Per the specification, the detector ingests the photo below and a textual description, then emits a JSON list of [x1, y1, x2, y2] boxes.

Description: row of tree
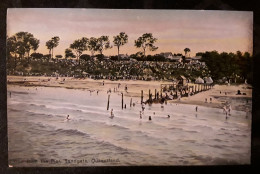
[[197, 51, 253, 83], [7, 31, 161, 65]]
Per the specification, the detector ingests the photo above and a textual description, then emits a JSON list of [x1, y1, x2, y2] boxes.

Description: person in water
[[66, 115, 70, 120], [195, 106, 198, 112], [149, 116, 152, 121], [140, 111, 142, 119], [167, 115, 170, 118], [110, 109, 114, 118]]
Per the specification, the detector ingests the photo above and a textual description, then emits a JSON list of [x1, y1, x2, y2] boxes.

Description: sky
[[7, 8, 253, 57]]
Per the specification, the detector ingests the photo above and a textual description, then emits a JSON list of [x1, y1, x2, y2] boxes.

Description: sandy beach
[[7, 76, 252, 166], [7, 75, 252, 112]]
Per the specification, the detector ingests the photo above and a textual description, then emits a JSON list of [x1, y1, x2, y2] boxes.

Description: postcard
[[6, 9, 253, 167]]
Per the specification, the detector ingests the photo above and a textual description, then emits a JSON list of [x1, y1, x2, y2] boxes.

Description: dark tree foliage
[[200, 51, 253, 83]]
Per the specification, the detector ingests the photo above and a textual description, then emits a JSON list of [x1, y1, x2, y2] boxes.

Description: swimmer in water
[[167, 115, 170, 118], [149, 116, 152, 121], [110, 109, 114, 118], [66, 115, 70, 120]]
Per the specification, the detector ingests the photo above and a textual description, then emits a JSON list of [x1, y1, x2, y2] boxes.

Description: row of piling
[[106, 83, 214, 110]]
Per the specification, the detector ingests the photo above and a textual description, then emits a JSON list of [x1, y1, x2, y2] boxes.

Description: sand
[[7, 75, 252, 111]]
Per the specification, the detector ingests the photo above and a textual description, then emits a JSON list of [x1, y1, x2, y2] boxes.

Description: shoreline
[[7, 75, 252, 112]]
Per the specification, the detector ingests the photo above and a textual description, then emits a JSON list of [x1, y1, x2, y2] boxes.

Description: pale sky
[[7, 8, 253, 57]]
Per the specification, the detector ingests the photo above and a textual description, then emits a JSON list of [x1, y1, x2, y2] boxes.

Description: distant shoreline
[[7, 75, 252, 112]]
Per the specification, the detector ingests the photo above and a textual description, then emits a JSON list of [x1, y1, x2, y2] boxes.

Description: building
[[119, 54, 129, 60], [177, 75, 187, 86]]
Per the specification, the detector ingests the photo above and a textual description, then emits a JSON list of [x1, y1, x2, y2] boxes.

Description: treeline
[[197, 51, 253, 84], [7, 31, 159, 65]]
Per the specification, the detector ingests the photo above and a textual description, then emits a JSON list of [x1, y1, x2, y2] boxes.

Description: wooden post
[[155, 89, 157, 99], [195, 85, 197, 93], [122, 93, 124, 109], [107, 95, 110, 110], [149, 89, 151, 101], [130, 98, 132, 107], [141, 90, 143, 103]]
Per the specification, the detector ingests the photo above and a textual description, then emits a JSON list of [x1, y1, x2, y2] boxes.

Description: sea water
[[7, 86, 251, 166]]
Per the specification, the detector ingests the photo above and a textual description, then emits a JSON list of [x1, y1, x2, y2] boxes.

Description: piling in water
[[141, 90, 143, 103], [122, 93, 124, 109], [107, 95, 110, 110]]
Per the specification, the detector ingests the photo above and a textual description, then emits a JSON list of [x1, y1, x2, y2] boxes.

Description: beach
[[7, 76, 252, 166], [7, 75, 252, 110]]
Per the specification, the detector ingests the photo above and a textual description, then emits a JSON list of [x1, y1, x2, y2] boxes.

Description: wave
[[8, 108, 20, 112], [193, 125, 214, 131], [49, 128, 90, 137]]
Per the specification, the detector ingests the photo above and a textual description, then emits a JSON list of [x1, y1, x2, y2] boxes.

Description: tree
[[113, 32, 128, 60], [184, 48, 191, 57], [80, 54, 91, 61], [134, 33, 158, 57], [65, 48, 76, 59], [55, 55, 63, 59], [96, 36, 112, 56], [31, 53, 43, 60], [46, 36, 60, 59], [46, 40, 53, 61], [7, 32, 40, 63], [70, 37, 88, 64], [88, 37, 98, 56]]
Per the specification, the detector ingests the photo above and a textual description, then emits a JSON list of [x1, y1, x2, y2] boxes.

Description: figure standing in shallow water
[[195, 106, 198, 112], [110, 109, 114, 118]]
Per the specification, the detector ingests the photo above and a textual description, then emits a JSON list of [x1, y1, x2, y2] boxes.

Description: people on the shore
[[149, 116, 152, 121], [167, 115, 170, 118], [102, 81, 105, 86]]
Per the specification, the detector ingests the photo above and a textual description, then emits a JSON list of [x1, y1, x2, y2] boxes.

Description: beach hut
[[195, 77, 204, 84], [177, 75, 187, 86], [204, 77, 213, 84]]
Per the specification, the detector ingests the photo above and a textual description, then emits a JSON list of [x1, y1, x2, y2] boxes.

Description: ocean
[[7, 85, 251, 166]]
